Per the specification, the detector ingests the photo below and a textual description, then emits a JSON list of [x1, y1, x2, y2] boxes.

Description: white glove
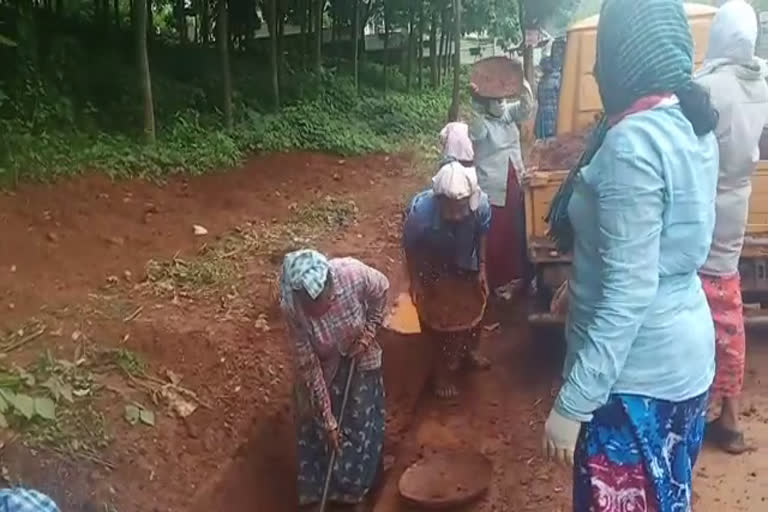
[[542, 408, 582, 467]]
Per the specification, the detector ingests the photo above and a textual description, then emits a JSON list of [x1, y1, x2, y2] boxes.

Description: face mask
[[487, 100, 504, 118]]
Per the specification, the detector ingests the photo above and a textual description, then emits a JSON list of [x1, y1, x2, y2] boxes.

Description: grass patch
[[144, 195, 359, 297]]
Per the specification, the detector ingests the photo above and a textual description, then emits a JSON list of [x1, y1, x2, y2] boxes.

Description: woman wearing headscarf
[[403, 161, 492, 398], [279, 249, 389, 510], [542, 0, 720, 509], [439, 121, 474, 167], [469, 70, 534, 299], [695, 0, 768, 455]]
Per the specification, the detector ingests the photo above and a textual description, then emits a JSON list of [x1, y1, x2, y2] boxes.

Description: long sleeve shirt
[[556, 104, 718, 422], [695, 59, 768, 276], [282, 258, 389, 431], [470, 81, 534, 207], [402, 189, 492, 271]]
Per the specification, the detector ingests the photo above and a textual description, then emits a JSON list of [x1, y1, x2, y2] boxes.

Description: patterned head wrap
[[595, 0, 694, 117], [280, 249, 330, 301], [0, 488, 59, 512], [547, 0, 696, 251]]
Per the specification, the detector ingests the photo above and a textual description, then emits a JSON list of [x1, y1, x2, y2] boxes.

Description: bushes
[[0, 75, 453, 184]]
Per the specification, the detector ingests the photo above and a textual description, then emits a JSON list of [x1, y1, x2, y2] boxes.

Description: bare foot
[[466, 350, 491, 370]]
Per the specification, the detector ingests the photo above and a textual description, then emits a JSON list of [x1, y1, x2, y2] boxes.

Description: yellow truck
[[525, 3, 768, 328]]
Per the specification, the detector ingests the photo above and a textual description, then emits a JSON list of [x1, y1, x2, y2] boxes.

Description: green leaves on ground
[[0, 388, 56, 425], [124, 404, 155, 427]]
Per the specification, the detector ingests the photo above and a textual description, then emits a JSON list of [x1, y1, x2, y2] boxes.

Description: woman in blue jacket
[[542, 0, 719, 510]]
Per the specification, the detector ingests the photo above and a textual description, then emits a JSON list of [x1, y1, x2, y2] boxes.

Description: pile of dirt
[[527, 133, 587, 173], [417, 275, 486, 332]]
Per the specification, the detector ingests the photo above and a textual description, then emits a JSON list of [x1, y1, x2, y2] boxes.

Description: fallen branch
[[0, 325, 46, 353], [122, 306, 144, 323]]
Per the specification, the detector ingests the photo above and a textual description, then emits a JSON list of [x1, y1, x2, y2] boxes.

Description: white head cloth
[[439, 122, 474, 162], [431, 160, 482, 211]]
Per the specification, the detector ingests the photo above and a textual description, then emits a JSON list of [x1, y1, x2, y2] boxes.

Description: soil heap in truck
[[523, 3, 768, 329]]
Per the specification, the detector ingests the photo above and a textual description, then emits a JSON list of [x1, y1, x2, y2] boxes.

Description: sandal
[[705, 418, 751, 455]]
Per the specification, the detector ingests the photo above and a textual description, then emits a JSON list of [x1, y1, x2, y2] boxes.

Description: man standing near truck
[[696, 0, 768, 455]]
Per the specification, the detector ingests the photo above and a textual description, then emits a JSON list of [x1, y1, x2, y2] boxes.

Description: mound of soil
[[417, 275, 486, 332], [527, 133, 587, 172]]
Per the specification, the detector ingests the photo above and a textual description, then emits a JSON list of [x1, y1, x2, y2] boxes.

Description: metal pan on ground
[[398, 451, 493, 509], [470, 57, 523, 99]]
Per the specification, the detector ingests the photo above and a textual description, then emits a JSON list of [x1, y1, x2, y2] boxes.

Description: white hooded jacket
[[695, 0, 768, 276]]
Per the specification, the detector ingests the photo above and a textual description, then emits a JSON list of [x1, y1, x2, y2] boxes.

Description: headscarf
[[439, 122, 474, 162], [432, 160, 482, 211], [547, 0, 698, 252], [280, 249, 330, 301], [0, 488, 59, 512], [703, 0, 758, 66]]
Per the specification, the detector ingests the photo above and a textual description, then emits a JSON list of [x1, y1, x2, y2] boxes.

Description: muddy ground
[[0, 151, 766, 511]]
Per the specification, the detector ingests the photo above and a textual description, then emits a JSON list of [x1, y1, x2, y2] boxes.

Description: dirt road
[[0, 151, 766, 511]]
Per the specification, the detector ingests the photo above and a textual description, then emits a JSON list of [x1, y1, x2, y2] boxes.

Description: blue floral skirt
[[296, 360, 385, 506], [573, 393, 707, 511]]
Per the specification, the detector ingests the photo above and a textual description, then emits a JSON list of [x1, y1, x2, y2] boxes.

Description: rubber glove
[[542, 408, 582, 467]]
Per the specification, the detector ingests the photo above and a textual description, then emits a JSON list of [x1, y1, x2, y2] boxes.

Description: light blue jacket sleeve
[[501, 80, 534, 124], [469, 99, 489, 141], [555, 144, 664, 422]]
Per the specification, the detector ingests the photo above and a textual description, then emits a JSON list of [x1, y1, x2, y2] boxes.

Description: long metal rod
[[319, 358, 358, 512]]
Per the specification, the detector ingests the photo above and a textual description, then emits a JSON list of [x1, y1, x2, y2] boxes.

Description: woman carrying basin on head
[[469, 65, 534, 300], [695, 0, 768, 455], [542, 0, 720, 510], [279, 249, 389, 511]]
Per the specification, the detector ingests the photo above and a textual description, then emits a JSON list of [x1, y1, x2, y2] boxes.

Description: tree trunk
[[406, 4, 414, 91], [55, 0, 63, 15], [146, 0, 153, 40], [113, 0, 119, 28], [429, 8, 438, 88], [299, 0, 307, 68], [135, 0, 156, 142], [352, 0, 359, 91], [102, 0, 109, 26], [383, 0, 390, 95], [448, 0, 461, 122], [268, 0, 280, 108], [307, 0, 313, 56], [201, 0, 209, 44], [418, 0, 424, 89], [313, 0, 322, 73], [517, 0, 533, 84], [218, 0, 233, 127], [277, 4, 285, 84], [439, 8, 447, 84], [176, 0, 187, 44]]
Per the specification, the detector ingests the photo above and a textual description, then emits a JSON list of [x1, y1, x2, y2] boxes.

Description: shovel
[[319, 358, 358, 512]]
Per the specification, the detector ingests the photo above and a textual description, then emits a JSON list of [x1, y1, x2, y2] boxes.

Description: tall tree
[[383, 0, 390, 94], [418, 0, 425, 89], [405, 3, 415, 91], [268, 0, 280, 107], [429, 7, 438, 88], [135, 0, 156, 142], [218, 0, 233, 128], [447, 0, 460, 121], [352, 0, 360, 91], [313, 0, 322, 73]]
